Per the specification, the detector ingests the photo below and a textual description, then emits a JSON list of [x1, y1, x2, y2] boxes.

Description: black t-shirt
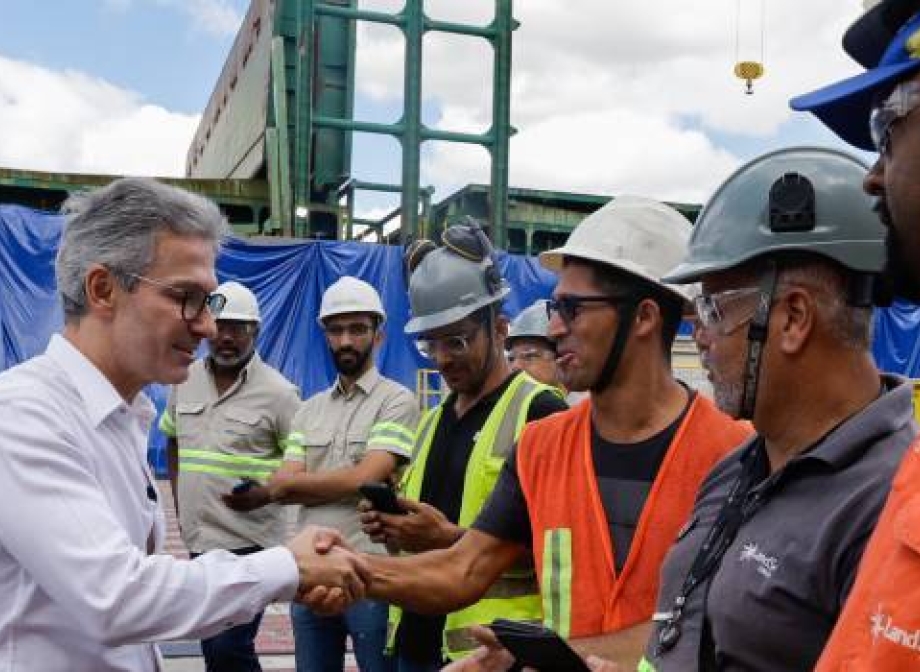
[[396, 372, 567, 663], [474, 392, 693, 572]]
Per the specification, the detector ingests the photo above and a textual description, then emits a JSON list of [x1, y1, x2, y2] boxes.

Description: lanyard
[[654, 439, 769, 656]]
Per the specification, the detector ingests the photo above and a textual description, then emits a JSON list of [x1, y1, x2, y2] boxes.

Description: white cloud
[[0, 55, 198, 176], [356, 0, 869, 202], [103, 0, 244, 37], [168, 0, 244, 37]]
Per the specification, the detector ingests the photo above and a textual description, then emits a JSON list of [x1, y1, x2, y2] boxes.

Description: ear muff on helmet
[[441, 217, 504, 297], [404, 239, 438, 289]]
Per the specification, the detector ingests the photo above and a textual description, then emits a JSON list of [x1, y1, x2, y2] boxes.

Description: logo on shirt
[[871, 605, 920, 652], [738, 542, 779, 579]]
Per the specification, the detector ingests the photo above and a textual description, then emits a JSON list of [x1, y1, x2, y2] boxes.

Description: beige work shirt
[[160, 353, 301, 553], [284, 367, 418, 554]]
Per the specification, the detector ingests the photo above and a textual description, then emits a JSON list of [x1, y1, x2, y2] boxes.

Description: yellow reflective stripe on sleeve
[[542, 528, 573, 638], [177, 448, 282, 469], [637, 656, 657, 672], [285, 431, 306, 446], [368, 422, 415, 454], [158, 410, 176, 437], [179, 463, 275, 479], [369, 422, 415, 443], [284, 446, 307, 460]]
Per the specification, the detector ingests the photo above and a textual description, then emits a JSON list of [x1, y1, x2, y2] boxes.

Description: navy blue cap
[[844, 0, 920, 68], [790, 11, 920, 151]]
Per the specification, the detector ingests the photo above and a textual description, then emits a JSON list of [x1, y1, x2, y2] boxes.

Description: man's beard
[[332, 344, 373, 376], [884, 227, 920, 303]]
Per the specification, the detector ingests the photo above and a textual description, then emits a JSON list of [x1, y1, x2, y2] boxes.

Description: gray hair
[[776, 260, 873, 351], [56, 177, 229, 322]]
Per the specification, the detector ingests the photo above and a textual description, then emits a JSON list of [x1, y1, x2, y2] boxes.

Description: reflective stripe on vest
[[388, 374, 561, 660], [178, 447, 282, 480], [542, 528, 574, 638], [637, 656, 658, 672]]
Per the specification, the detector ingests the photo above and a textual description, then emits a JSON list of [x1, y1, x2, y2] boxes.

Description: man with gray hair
[[0, 177, 369, 672]]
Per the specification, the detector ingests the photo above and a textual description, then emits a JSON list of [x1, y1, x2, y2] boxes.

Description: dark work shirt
[[647, 375, 916, 672], [396, 372, 567, 663], [475, 394, 690, 572]]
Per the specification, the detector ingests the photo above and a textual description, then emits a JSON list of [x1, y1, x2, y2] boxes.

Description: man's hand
[[585, 657, 624, 672], [442, 626, 514, 672], [359, 496, 462, 552], [221, 483, 272, 511], [287, 525, 371, 614]]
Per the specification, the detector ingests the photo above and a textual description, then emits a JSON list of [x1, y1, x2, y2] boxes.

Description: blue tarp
[[2, 204, 919, 474], [0, 205, 557, 474]]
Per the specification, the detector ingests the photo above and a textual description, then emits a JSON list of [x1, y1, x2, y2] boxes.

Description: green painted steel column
[[490, 0, 517, 250], [400, 0, 424, 244], [271, 36, 294, 236], [293, 0, 315, 236]]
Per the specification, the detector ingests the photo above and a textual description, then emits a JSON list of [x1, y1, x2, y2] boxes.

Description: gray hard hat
[[506, 300, 552, 349], [404, 245, 510, 335], [663, 146, 887, 284]]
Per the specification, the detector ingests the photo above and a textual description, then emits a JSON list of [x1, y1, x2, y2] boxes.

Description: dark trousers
[[192, 546, 265, 672]]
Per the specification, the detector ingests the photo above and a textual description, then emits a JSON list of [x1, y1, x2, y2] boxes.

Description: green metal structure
[[0, 1, 703, 254], [431, 184, 701, 256], [186, 0, 517, 245], [0, 168, 270, 233]]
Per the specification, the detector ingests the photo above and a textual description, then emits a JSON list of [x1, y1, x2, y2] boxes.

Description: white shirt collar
[[45, 334, 156, 429]]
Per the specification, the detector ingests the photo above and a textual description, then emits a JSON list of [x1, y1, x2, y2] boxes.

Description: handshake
[[285, 525, 371, 614]]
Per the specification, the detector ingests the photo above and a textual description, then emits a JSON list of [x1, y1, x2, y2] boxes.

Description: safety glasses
[[416, 325, 481, 360], [870, 79, 920, 155], [692, 287, 761, 335]]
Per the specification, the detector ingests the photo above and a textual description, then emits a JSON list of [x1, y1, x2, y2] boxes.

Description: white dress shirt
[[0, 335, 299, 672]]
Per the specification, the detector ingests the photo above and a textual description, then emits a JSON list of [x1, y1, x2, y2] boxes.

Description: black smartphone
[[231, 478, 259, 495], [490, 619, 590, 672], [359, 482, 407, 515]]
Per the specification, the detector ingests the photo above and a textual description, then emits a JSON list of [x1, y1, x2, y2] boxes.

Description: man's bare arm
[[364, 529, 524, 614]]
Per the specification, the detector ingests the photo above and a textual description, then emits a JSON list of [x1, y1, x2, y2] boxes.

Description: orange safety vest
[[816, 438, 920, 671], [517, 394, 751, 638]]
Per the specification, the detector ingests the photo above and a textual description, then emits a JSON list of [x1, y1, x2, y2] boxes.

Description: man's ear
[[774, 287, 816, 355], [83, 264, 118, 319]]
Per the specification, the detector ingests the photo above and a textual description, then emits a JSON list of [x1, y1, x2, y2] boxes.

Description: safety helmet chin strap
[[591, 295, 639, 395], [740, 261, 779, 420]]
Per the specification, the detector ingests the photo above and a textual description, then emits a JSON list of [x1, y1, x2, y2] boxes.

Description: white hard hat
[[318, 276, 386, 325], [215, 281, 260, 323], [539, 195, 693, 302]]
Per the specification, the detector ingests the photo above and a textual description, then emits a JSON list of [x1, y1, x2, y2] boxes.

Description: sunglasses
[[545, 294, 629, 325]]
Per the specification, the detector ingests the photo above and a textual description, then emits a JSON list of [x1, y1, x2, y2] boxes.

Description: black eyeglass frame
[[124, 272, 226, 324], [545, 294, 631, 325]]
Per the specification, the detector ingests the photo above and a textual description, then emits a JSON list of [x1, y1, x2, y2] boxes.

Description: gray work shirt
[[646, 374, 917, 672], [161, 354, 301, 553], [284, 367, 419, 555]]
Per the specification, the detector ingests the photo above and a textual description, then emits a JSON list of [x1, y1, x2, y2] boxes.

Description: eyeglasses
[[692, 287, 762, 335], [216, 320, 256, 337], [126, 273, 226, 323], [324, 322, 375, 338], [507, 347, 554, 365], [870, 79, 920, 155], [546, 294, 628, 326], [416, 326, 480, 360]]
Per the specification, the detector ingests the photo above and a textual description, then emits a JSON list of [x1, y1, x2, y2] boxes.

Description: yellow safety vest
[[387, 373, 559, 660]]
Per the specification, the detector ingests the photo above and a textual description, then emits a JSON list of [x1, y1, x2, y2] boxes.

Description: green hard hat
[[506, 300, 552, 348], [663, 147, 886, 284], [404, 244, 510, 334]]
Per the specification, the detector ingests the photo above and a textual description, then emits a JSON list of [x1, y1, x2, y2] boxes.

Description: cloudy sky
[[0, 0, 874, 215]]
